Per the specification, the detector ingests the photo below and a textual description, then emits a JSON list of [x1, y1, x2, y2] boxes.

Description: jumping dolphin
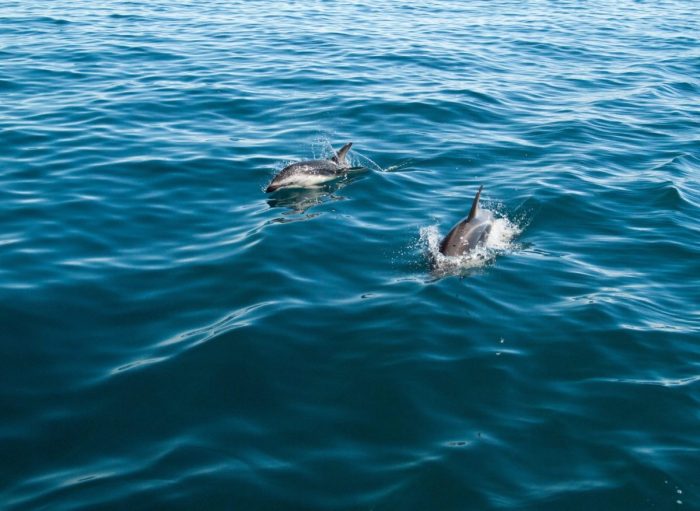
[[266, 142, 353, 193], [439, 185, 493, 256]]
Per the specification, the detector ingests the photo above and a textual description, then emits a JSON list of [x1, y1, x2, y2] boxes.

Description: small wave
[[419, 208, 521, 275], [597, 375, 700, 388]]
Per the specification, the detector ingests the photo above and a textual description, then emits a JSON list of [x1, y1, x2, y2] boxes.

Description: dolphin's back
[[281, 160, 341, 177], [439, 185, 493, 256], [265, 142, 353, 193], [439, 214, 492, 256]]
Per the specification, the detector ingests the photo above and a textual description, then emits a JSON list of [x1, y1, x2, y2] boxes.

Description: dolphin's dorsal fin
[[467, 185, 484, 222], [331, 142, 352, 165]]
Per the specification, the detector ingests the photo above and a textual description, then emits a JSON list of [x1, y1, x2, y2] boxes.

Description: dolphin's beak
[[266, 184, 279, 193]]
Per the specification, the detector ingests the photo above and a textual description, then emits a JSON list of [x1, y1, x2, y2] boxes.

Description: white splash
[[311, 136, 379, 170], [420, 207, 521, 275]]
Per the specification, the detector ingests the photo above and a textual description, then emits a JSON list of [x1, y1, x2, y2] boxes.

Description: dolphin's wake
[[420, 208, 521, 275]]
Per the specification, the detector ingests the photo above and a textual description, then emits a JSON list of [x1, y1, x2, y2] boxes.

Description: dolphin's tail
[[467, 185, 484, 222], [331, 142, 352, 165]]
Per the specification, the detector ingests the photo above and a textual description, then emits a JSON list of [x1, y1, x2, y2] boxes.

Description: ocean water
[[1, 0, 699, 509]]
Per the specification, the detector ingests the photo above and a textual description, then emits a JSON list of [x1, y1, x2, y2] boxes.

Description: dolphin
[[266, 142, 353, 193], [439, 185, 493, 256]]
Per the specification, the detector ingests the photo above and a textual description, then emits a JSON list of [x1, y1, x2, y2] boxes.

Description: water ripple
[[1, 0, 699, 509]]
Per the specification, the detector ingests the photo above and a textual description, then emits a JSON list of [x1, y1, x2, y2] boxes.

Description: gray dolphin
[[266, 142, 353, 193], [439, 185, 493, 256]]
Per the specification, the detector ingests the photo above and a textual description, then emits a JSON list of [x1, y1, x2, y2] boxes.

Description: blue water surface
[[1, 0, 699, 509]]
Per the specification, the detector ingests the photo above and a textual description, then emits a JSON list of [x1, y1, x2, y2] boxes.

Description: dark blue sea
[[1, 1, 699, 509]]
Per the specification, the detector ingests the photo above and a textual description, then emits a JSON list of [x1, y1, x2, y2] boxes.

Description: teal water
[[2, 0, 699, 509]]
